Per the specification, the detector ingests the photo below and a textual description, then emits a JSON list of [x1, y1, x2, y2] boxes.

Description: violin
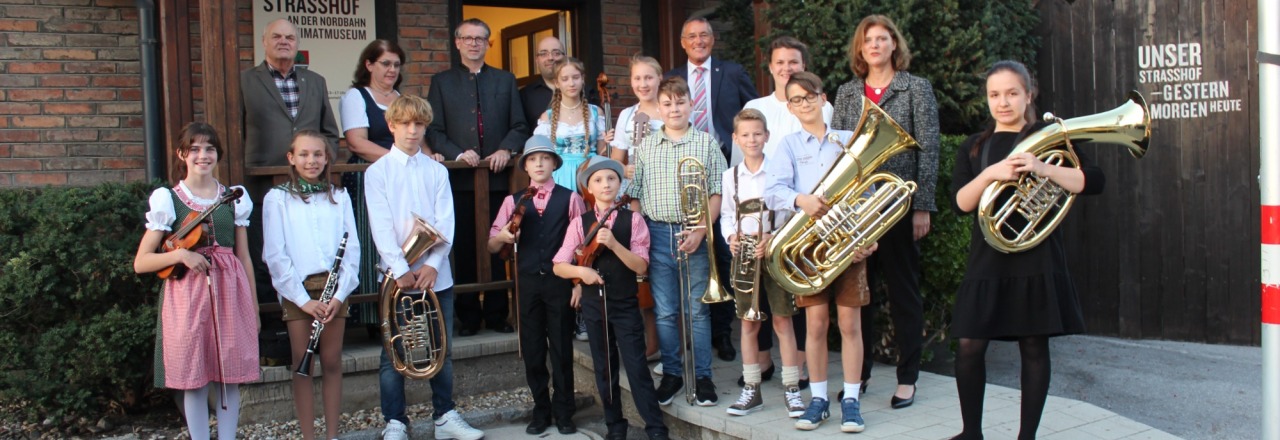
[[156, 187, 244, 279], [498, 186, 539, 261], [572, 195, 632, 285]]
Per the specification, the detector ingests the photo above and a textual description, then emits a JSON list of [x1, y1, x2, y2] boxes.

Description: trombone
[[676, 157, 731, 404]]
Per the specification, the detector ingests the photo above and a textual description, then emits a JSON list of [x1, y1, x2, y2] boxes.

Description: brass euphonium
[[677, 156, 732, 304], [765, 97, 920, 296], [977, 91, 1151, 253], [379, 214, 450, 380], [731, 198, 769, 322]]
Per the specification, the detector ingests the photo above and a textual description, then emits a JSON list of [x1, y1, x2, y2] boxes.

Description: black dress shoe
[[647, 433, 671, 440], [798, 378, 809, 390], [458, 327, 478, 337], [490, 324, 514, 333], [713, 334, 736, 361], [606, 427, 628, 440], [891, 384, 916, 409], [556, 418, 577, 434], [525, 417, 551, 435], [737, 364, 776, 386]]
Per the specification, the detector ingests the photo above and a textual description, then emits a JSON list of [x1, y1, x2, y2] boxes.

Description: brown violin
[[156, 187, 244, 279], [579, 72, 615, 207], [498, 186, 539, 261], [572, 195, 632, 285]]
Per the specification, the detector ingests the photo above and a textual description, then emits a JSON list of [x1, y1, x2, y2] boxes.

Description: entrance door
[[502, 12, 566, 87]]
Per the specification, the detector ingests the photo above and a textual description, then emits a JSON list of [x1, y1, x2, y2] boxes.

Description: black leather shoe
[[525, 417, 551, 435], [647, 433, 671, 440], [458, 327, 478, 337], [891, 385, 916, 409], [861, 381, 868, 395], [606, 426, 628, 440], [556, 418, 577, 434], [714, 334, 736, 361], [490, 324, 515, 333], [737, 364, 776, 386], [798, 378, 809, 390]]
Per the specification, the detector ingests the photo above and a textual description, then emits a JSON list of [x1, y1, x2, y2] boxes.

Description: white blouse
[[261, 187, 362, 307], [144, 182, 252, 232], [339, 87, 395, 132], [533, 107, 609, 152], [610, 104, 664, 154]]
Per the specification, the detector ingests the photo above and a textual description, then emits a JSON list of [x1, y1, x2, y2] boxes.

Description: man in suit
[[240, 18, 340, 301], [427, 18, 529, 336], [666, 16, 759, 362], [519, 36, 600, 127]]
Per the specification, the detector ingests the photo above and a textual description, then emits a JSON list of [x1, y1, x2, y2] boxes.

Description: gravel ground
[[1, 387, 595, 440]]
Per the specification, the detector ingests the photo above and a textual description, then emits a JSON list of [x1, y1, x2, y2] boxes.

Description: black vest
[[517, 185, 572, 275], [580, 209, 639, 300]]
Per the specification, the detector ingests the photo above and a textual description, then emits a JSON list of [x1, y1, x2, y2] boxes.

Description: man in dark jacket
[[427, 18, 529, 335]]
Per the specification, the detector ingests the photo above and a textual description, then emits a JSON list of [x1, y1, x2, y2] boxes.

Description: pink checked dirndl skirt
[[156, 245, 259, 390]]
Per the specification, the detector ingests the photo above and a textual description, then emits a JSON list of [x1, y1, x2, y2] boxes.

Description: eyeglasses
[[536, 49, 564, 58], [457, 36, 489, 46], [787, 94, 821, 105], [682, 32, 713, 42], [376, 60, 403, 69]]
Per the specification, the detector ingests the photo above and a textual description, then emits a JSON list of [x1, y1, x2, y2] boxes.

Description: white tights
[[182, 383, 240, 440]]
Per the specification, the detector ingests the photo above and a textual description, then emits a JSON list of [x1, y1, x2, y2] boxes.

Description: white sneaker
[[434, 409, 484, 440], [382, 419, 408, 440]]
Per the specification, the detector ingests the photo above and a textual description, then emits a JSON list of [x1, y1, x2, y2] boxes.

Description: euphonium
[[731, 198, 769, 322], [765, 97, 919, 296], [677, 156, 732, 304], [977, 91, 1151, 253], [379, 214, 450, 380]]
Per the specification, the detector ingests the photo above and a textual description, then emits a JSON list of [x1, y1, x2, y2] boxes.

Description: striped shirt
[[267, 62, 300, 119], [626, 128, 728, 223]]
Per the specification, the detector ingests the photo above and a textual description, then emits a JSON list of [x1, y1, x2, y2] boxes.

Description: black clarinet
[[296, 233, 349, 377]]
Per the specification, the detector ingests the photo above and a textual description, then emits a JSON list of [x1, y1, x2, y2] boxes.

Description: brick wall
[[0, 0, 145, 187]]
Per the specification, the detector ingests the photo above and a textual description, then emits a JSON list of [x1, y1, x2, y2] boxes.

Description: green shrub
[[0, 181, 164, 421], [718, 0, 1039, 134]]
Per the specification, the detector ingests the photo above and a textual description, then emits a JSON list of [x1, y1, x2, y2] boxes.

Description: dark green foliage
[[719, 0, 1040, 134], [0, 181, 164, 420], [918, 134, 973, 345]]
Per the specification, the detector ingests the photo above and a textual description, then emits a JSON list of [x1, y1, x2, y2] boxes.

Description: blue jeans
[[646, 219, 713, 379], [380, 287, 455, 423]]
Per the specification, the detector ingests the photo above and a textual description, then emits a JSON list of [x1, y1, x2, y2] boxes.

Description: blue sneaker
[[793, 397, 829, 431], [840, 398, 865, 433]]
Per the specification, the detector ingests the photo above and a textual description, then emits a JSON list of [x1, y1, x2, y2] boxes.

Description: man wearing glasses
[[519, 36, 601, 131], [665, 15, 759, 365], [427, 18, 529, 339]]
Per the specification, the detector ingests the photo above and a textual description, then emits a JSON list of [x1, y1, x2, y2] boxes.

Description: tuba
[[730, 198, 769, 321], [977, 91, 1150, 253], [765, 97, 919, 296], [379, 214, 450, 380]]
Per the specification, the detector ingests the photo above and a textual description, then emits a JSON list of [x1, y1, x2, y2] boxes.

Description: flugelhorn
[[765, 97, 919, 296], [731, 198, 769, 322], [379, 214, 450, 380], [977, 91, 1150, 253], [677, 156, 732, 304]]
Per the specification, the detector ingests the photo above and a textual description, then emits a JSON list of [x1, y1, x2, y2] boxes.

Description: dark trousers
[[517, 272, 576, 422], [454, 191, 508, 330], [581, 289, 668, 437], [710, 227, 735, 341], [861, 214, 924, 384]]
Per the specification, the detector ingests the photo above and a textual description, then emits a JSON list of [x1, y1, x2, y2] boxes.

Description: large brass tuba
[[379, 214, 450, 380], [765, 97, 920, 296], [977, 91, 1151, 253]]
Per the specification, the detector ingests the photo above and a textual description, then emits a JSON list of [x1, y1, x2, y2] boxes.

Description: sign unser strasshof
[[1138, 42, 1244, 120]]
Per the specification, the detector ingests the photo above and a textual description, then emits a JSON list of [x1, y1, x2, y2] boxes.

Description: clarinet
[[295, 232, 349, 377]]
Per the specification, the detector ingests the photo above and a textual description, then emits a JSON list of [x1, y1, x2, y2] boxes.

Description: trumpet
[[730, 198, 769, 322], [379, 214, 450, 380]]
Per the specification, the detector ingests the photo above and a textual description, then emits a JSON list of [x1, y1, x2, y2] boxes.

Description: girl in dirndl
[[134, 122, 260, 440]]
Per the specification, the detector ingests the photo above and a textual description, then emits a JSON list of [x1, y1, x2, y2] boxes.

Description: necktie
[[692, 66, 710, 134]]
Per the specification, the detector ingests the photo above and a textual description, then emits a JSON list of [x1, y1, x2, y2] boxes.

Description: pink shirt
[[552, 207, 650, 264], [489, 180, 584, 237]]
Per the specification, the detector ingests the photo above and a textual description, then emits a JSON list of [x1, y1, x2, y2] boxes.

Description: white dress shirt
[[364, 146, 456, 290], [741, 94, 833, 158], [262, 187, 361, 307], [720, 162, 788, 236], [764, 126, 853, 213]]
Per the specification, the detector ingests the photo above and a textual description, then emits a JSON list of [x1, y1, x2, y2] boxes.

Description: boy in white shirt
[[364, 95, 482, 440]]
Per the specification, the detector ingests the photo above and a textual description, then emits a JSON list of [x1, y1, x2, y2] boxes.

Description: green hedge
[[0, 181, 163, 420]]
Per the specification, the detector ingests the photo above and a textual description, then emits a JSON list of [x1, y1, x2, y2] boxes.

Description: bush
[[718, 0, 1040, 134], [0, 181, 164, 421]]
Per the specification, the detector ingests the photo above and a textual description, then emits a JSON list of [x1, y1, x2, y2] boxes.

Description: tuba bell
[[765, 97, 920, 296], [379, 214, 450, 380], [977, 91, 1151, 253]]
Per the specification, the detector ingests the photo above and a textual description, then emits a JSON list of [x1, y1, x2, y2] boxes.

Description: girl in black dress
[[949, 60, 1105, 440]]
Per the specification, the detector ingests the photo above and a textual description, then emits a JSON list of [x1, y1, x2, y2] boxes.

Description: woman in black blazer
[[830, 14, 941, 409]]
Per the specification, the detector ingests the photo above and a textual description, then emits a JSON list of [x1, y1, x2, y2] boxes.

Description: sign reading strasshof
[[1138, 42, 1243, 120], [254, 0, 376, 124]]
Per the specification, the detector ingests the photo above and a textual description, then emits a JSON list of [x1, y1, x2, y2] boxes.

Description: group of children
[[132, 37, 1094, 440]]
